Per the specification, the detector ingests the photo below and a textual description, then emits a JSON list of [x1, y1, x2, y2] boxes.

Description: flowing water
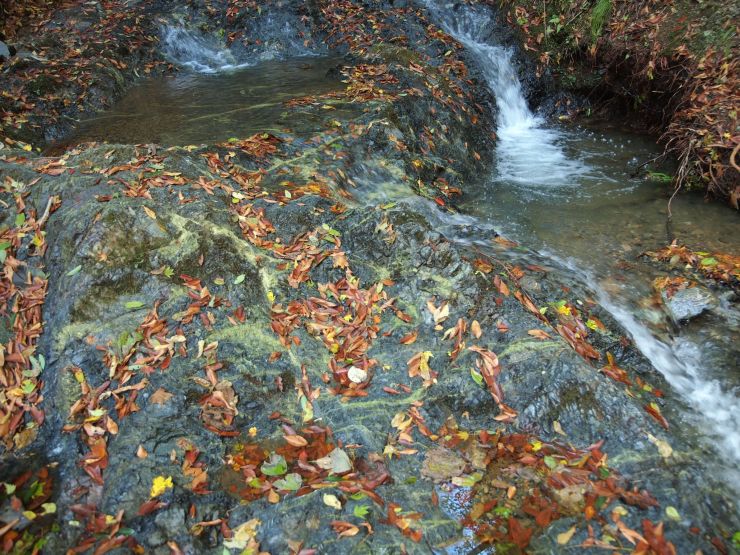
[[52, 33, 346, 148], [423, 0, 740, 481]]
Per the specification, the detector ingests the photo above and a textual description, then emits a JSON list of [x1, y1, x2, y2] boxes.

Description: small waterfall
[[424, 2, 586, 187], [162, 26, 253, 73]]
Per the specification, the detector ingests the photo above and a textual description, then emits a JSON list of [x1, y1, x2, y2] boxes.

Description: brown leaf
[[284, 434, 308, 447], [150, 388, 174, 405]]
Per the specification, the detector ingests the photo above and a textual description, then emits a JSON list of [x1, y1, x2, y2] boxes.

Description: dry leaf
[[557, 526, 576, 545], [323, 493, 342, 510], [150, 388, 174, 405]]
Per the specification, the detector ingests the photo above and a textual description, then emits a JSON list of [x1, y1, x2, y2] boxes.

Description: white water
[[427, 2, 587, 187], [423, 1, 740, 475], [162, 26, 254, 73], [553, 253, 740, 474], [162, 19, 320, 74]]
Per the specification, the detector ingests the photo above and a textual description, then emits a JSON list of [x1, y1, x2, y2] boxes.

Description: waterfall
[[162, 26, 253, 73], [424, 2, 587, 187]]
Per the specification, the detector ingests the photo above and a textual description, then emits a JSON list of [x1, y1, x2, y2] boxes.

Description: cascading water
[[425, 2, 587, 187], [162, 17, 321, 74], [162, 26, 253, 73], [421, 0, 740, 483]]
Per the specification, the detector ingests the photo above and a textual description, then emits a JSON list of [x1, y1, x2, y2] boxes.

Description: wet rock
[[662, 285, 718, 323], [0, 41, 11, 60], [154, 506, 186, 539]]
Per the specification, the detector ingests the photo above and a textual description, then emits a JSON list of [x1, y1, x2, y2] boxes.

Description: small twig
[[629, 153, 663, 178], [730, 142, 740, 172], [37, 195, 59, 227]]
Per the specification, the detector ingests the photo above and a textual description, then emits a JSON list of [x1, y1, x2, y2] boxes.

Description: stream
[[59, 8, 739, 517]]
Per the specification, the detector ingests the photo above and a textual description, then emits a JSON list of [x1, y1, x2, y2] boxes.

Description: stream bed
[[44, 13, 739, 550]]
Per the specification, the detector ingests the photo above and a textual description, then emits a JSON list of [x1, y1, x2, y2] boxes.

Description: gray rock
[[154, 506, 186, 539], [662, 286, 718, 323], [0, 41, 10, 59]]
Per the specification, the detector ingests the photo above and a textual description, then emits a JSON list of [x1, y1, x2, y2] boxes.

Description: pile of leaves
[[427, 417, 676, 553], [0, 466, 57, 553], [225, 424, 389, 505], [495, 0, 739, 202], [645, 241, 740, 288], [0, 180, 58, 450]]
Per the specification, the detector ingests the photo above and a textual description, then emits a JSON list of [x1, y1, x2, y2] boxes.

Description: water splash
[[423, 2, 587, 188], [162, 26, 253, 73]]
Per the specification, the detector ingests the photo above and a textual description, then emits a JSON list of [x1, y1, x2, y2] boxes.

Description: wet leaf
[[125, 301, 145, 310], [233, 274, 245, 284], [150, 475, 173, 498], [557, 526, 576, 545], [283, 434, 308, 447], [274, 473, 302, 491], [261, 453, 288, 476], [323, 493, 342, 510], [315, 448, 352, 474], [544, 455, 558, 469], [66, 265, 82, 276], [347, 366, 368, 384], [353, 504, 370, 518], [150, 388, 173, 405], [223, 518, 261, 551]]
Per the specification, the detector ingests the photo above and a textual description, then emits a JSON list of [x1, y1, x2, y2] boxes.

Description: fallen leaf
[[557, 526, 576, 545], [323, 493, 342, 510], [314, 448, 352, 474], [150, 388, 173, 405]]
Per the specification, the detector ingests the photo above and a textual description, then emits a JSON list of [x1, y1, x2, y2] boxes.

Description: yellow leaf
[[323, 493, 342, 510], [150, 475, 173, 498], [557, 526, 576, 545], [143, 206, 157, 220]]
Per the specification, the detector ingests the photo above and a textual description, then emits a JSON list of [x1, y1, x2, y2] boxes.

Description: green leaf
[[665, 506, 680, 521], [233, 274, 245, 285], [543, 455, 558, 469], [15, 213, 26, 227], [349, 492, 367, 501], [470, 368, 483, 386], [321, 223, 341, 237], [700, 257, 717, 266], [125, 301, 145, 310], [21, 380, 36, 395], [261, 453, 287, 476], [163, 266, 174, 278], [273, 473, 302, 491], [353, 505, 370, 518], [66, 265, 82, 277]]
